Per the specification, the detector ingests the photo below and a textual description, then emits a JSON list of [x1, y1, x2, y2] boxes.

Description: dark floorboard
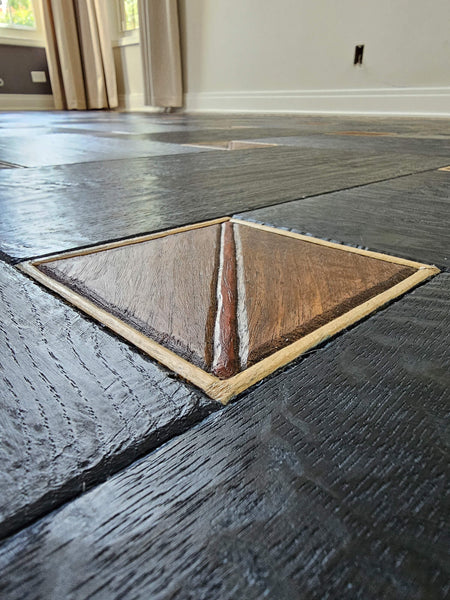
[[0, 273, 448, 600], [0, 111, 449, 599], [0, 262, 218, 540], [253, 133, 450, 157], [237, 170, 450, 269], [0, 133, 205, 168], [0, 147, 448, 262], [141, 127, 319, 144]]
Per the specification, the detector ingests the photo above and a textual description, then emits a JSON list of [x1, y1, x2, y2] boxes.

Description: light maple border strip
[[18, 218, 439, 405], [31, 217, 230, 265]]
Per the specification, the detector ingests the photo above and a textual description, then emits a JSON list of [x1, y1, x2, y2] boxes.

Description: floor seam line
[[0, 401, 222, 545], [234, 162, 450, 215]]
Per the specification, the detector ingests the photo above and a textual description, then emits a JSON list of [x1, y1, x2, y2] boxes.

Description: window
[[0, 0, 36, 29], [119, 0, 138, 32]]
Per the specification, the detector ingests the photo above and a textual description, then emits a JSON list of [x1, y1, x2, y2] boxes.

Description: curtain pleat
[[42, 0, 118, 110], [138, 0, 183, 108]]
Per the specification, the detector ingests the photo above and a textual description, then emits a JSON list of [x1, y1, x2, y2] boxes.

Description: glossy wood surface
[[0, 111, 449, 262], [235, 224, 416, 366], [0, 261, 217, 540], [1, 111, 449, 599], [40, 224, 221, 371], [1, 273, 448, 600], [37, 220, 417, 380]]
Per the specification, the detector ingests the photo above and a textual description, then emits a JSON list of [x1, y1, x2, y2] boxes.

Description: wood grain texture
[[144, 127, 304, 145], [39, 224, 221, 371], [235, 223, 416, 365], [0, 145, 448, 262], [237, 170, 450, 269], [28, 220, 423, 391], [1, 273, 448, 600], [0, 262, 218, 541]]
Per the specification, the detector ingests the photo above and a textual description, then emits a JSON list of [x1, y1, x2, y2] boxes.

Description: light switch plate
[[31, 71, 47, 83]]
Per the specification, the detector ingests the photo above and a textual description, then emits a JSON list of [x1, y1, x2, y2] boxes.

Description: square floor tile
[[19, 218, 438, 403]]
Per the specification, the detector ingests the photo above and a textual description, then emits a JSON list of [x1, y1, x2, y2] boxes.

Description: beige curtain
[[138, 0, 183, 108], [42, 0, 118, 110]]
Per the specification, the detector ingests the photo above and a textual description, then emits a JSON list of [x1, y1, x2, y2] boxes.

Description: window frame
[[111, 0, 139, 48], [0, 0, 44, 46], [118, 0, 139, 33]]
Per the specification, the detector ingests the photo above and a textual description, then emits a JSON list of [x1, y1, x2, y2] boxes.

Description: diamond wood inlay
[[329, 131, 396, 137], [19, 218, 439, 403], [183, 141, 278, 150]]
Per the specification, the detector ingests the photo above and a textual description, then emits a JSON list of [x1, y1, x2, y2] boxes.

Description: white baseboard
[[0, 94, 54, 111], [184, 87, 450, 117]]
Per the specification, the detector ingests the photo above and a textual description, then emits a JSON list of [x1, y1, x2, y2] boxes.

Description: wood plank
[[1, 273, 448, 599], [233, 133, 450, 160], [0, 262, 218, 541], [237, 170, 450, 269], [0, 132, 205, 168], [0, 147, 448, 262]]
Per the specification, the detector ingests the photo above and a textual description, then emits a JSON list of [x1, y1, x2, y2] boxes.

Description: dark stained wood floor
[[0, 111, 449, 599]]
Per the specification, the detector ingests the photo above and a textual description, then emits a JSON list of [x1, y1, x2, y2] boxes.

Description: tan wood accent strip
[[206, 265, 439, 404], [32, 217, 231, 266], [230, 219, 431, 270]]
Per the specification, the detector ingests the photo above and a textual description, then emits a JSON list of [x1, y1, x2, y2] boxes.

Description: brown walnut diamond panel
[[20, 218, 438, 403]]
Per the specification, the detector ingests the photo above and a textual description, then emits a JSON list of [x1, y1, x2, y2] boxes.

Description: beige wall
[[179, 0, 450, 115]]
